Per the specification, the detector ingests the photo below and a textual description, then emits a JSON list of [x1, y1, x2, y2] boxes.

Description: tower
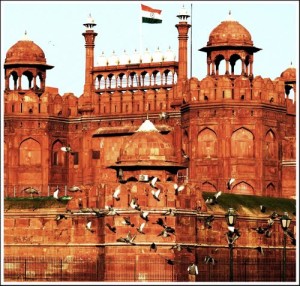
[[81, 13, 98, 112], [175, 5, 191, 83]]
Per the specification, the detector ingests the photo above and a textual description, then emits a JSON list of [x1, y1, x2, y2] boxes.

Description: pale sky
[[1, 0, 299, 96]]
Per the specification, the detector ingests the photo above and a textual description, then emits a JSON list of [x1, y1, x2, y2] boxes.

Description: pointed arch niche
[[233, 181, 254, 195], [231, 128, 254, 158], [197, 128, 217, 158], [264, 130, 277, 160], [19, 138, 41, 166]]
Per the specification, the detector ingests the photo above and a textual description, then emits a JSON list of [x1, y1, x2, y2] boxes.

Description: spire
[[22, 30, 30, 41], [225, 10, 234, 21]]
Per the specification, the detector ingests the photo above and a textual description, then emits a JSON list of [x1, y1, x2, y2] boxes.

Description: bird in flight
[[174, 183, 185, 195], [227, 178, 235, 190], [86, 221, 94, 233], [203, 214, 215, 229], [140, 210, 150, 221], [113, 185, 121, 201], [53, 187, 60, 200], [61, 146, 74, 154], [116, 231, 136, 245], [205, 191, 222, 205], [105, 223, 116, 233], [136, 222, 146, 234], [122, 216, 135, 227], [151, 189, 161, 201], [150, 177, 158, 188], [129, 197, 141, 211]]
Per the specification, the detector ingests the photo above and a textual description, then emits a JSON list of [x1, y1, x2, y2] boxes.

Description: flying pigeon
[[151, 189, 161, 201], [140, 210, 150, 221], [113, 185, 121, 201], [136, 222, 146, 234], [166, 259, 175, 265], [205, 191, 222, 205], [174, 183, 185, 195], [86, 221, 94, 233], [61, 146, 74, 154], [158, 229, 171, 237], [23, 187, 39, 197], [181, 149, 189, 160], [105, 205, 120, 216], [105, 223, 116, 233], [227, 178, 235, 190], [150, 176, 158, 188], [122, 216, 135, 227], [129, 198, 141, 211], [55, 214, 67, 221], [153, 218, 166, 228], [204, 214, 215, 228], [68, 185, 82, 192], [116, 231, 136, 245], [260, 205, 266, 213], [204, 255, 215, 265], [150, 242, 157, 252]]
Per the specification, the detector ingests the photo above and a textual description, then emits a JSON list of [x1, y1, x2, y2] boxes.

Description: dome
[[130, 49, 141, 64], [207, 13, 253, 47], [152, 47, 163, 62], [119, 50, 130, 65], [97, 51, 108, 66], [141, 48, 152, 63], [280, 65, 296, 82], [117, 119, 178, 166], [108, 51, 119, 66], [5, 34, 47, 65], [164, 46, 176, 61]]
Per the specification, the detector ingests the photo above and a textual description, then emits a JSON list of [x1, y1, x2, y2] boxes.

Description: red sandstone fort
[[3, 5, 296, 283]]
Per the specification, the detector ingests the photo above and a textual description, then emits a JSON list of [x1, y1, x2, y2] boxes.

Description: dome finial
[[225, 9, 234, 21], [22, 30, 30, 41]]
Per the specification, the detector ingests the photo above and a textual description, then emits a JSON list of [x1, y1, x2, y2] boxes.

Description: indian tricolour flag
[[141, 4, 162, 24]]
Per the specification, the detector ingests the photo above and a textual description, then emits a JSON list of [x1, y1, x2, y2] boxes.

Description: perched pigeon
[[23, 187, 39, 197], [105, 205, 120, 216], [150, 242, 157, 252], [53, 188, 60, 200], [255, 246, 264, 255], [55, 214, 67, 221], [164, 208, 176, 216]]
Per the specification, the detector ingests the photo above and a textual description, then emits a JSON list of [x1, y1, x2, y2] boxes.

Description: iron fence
[[3, 256, 296, 282]]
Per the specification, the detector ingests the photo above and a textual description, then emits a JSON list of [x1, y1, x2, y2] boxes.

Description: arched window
[[197, 128, 217, 158], [52, 140, 64, 166], [231, 128, 254, 158]]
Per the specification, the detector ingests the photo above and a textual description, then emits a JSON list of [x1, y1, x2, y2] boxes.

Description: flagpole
[[140, 5, 143, 54], [190, 2, 193, 78]]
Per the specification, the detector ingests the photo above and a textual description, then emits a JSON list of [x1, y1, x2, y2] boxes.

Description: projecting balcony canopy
[[93, 124, 172, 136]]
